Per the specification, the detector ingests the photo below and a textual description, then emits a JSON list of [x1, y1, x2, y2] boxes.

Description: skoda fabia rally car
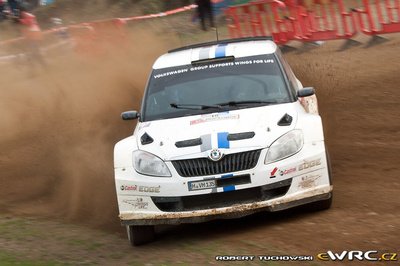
[[114, 37, 333, 245]]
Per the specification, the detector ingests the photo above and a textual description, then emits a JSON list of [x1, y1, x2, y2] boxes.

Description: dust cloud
[[0, 30, 177, 230]]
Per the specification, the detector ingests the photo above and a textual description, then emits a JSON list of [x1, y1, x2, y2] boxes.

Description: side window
[[276, 50, 299, 98]]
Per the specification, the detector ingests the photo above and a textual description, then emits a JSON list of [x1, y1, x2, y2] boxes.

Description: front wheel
[[126, 225, 155, 246]]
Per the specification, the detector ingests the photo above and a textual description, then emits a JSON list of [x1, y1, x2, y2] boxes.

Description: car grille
[[171, 149, 262, 177]]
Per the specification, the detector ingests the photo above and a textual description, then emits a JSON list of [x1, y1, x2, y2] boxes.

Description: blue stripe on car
[[223, 185, 235, 192], [215, 44, 227, 58], [221, 174, 234, 179], [217, 132, 230, 148]]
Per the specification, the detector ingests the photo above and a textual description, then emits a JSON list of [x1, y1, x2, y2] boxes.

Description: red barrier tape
[[0, 4, 197, 48], [124, 4, 197, 21]]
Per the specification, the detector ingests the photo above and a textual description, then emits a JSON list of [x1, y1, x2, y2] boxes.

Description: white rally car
[[114, 37, 333, 245]]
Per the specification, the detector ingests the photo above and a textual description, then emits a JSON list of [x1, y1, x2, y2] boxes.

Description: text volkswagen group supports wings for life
[[142, 55, 291, 121]]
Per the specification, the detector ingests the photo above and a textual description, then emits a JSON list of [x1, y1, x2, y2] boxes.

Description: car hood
[[135, 103, 300, 161]]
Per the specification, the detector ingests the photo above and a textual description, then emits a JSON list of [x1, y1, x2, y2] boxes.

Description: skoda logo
[[209, 149, 223, 161]]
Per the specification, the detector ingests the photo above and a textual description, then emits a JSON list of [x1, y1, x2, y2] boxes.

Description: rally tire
[[127, 225, 155, 246]]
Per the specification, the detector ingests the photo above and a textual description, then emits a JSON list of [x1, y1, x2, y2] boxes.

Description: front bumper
[[120, 186, 332, 225], [115, 141, 332, 225]]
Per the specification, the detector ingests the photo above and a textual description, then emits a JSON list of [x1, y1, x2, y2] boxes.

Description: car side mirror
[[297, 87, 315, 97], [121, 110, 140, 121]]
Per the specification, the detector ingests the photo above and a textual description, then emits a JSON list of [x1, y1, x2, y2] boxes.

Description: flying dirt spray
[[0, 30, 176, 230]]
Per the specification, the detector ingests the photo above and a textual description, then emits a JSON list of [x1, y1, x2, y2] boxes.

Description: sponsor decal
[[123, 198, 149, 210], [269, 158, 322, 179], [120, 185, 137, 191], [139, 185, 160, 193], [298, 159, 321, 171], [153, 68, 188, 79], [317, 251, 398, 262], [120, 185, 160, 193], [270, 167, 296, 178], [154, 58, 275, 80], [190, 112, 239, 125], [279, 167, 296, 176], [270, 167, 278, 178], [298, 174, 321, 189]]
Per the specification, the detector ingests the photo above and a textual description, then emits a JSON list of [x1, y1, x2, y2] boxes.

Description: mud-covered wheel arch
[[127, 225, 155, 246]]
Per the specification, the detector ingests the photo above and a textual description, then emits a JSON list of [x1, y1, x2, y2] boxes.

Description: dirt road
[[0, 31, 399, 265]]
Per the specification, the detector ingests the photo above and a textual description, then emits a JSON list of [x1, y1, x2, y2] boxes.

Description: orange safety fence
[[226, 0, 400, 44], [353, 0, 400, 35], [285, 0, 357, 41], [225, 0, 291, 44], [225, 0, 358, 44]]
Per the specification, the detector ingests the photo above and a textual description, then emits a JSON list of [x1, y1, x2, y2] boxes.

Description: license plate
[[188, 179, 217, 191]]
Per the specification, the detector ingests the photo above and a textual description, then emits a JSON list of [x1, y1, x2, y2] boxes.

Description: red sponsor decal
[[270, 167, 278, 178]]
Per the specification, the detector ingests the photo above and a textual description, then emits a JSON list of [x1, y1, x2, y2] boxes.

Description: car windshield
[[142, 54, 290, 121]]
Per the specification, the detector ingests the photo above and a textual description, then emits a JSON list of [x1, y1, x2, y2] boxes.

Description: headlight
[[133, 150, 171, 177], [265, 130, 303, 164]]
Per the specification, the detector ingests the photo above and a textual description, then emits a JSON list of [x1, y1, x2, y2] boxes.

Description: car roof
[[153, 37, 278, 69]]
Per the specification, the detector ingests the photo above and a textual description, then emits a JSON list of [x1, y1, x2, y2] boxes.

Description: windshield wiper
[[217, 100, 277, 106], [170, 103, 223, 110]]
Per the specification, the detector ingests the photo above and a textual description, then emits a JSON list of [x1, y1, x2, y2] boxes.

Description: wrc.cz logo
[[317, 251, 398, 262]]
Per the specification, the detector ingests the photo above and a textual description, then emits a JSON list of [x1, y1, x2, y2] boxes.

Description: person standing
[[19, 11, 46, 71], [8, 0, 18, 17], [195, 0, 215, 31], [0, 0, 5, 21]]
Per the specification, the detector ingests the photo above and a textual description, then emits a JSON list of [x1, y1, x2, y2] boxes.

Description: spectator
[[20, 12, 46, 70], [195, 0, 215, 31], [51, 17, 69, 40], [0, 0, 5, 21], [8, 0, 18, 17]]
